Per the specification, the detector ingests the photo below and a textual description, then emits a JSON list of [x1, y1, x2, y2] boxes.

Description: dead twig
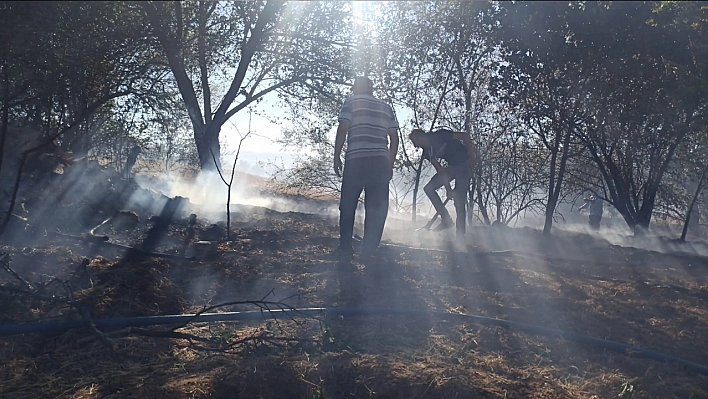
[[120, 290, 320, 353], [50, 231, 194, 261], [171, 291, 310, 333], [129, 327, 213, 343], [0, 252, 34, 291], [0, 285, 57, 301]]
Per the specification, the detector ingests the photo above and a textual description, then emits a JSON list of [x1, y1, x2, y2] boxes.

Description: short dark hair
[[408, 128, 426, 142], [353, 76, 373, 94]]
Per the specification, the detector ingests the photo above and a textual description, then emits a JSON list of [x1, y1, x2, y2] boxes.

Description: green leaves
[[492, 1, 708, 233]]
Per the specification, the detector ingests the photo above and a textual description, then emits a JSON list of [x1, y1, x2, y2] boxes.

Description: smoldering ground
[[3, 161, 708, 398], [132, 163, 708, 262], [5, 153, 705, 301]]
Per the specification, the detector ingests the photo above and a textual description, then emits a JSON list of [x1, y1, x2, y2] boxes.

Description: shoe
[[433, 218, 454, 231], [333, 245, 354, 263], [358, 250, 376, 264]]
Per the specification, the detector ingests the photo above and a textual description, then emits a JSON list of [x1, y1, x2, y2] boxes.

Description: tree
[[271, 143, 342, 199], [378, 1, 500, 223], [494, 1, 708, 235], [493, 1, 588, 235], [475, 106, 548, 225], [570, 2, 707, 234], [142, 1, 354, 171], [0, 1, 166, 237]]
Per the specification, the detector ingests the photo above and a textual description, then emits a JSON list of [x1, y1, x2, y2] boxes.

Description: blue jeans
[[339, 156, 390, 255]]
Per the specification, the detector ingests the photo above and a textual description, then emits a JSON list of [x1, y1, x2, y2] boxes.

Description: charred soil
[[1, 167, 708, 398]]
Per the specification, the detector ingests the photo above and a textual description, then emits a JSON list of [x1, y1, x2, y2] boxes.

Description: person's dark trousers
[[339, 156, 390, 255], [589, 215, 602, 230], [452, 172, 472, 235], [424, 163, 473, 235]]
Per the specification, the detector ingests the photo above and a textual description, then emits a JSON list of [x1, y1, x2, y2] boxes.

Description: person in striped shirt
[[333, 76, 399, 262]]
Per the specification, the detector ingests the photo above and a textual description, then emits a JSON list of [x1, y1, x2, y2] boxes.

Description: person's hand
[[334, 156, 343, 178], [388, 163, 394, 181]]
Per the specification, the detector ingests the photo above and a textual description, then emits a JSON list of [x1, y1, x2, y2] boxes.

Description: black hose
[[1, 307, 707, 374]]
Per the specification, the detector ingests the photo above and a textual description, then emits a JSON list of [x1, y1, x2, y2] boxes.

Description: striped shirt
[[338, 94, 399, 161]]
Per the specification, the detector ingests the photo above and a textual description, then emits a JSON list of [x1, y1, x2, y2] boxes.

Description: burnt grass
[[1, 169, 708, 398]]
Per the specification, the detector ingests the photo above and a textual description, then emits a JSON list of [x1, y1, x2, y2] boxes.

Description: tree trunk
[[542, 149, 559, 236], [634, 191, 657, 236], [681, 164, 708, 241], [633, 220, 650, 236], [411, 156, 424, 223], [475, 177, 491, 225], [0, 152, 27, 238], [0, 64, 8, 175], [616, 207, 650, 236], [195, 122, 223, 172], [542, 199, 555, 235], [542, 119, 573, 236], [467, 176, 476, 225]]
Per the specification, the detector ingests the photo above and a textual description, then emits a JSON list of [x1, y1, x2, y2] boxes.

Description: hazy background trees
[[1, 0, 707, 238], [492, 1, 707, 235]]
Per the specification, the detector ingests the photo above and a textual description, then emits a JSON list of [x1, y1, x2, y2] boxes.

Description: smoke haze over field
[[128, 166, 708, 262], [228, 151, 298, 177], [133, 169, 340, 223]]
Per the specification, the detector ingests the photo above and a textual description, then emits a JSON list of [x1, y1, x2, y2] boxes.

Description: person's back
[[334, 77, 399, 262], [423, 129, 469, 166], [589, 198, 603, 216], [340, 93, 397, 162]]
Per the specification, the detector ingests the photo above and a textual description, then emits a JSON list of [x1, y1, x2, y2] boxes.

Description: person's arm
[[334, 120, 350, 177], [387, 127, 399, 180], [452, 131, 478, 169]]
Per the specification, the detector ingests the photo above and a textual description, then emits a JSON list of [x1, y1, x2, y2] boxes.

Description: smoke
[[132, 169, 340, 224], [128, 168, 707, 260], [381, 207, 708, 261]]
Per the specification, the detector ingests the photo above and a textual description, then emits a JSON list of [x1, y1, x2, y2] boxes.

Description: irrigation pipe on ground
[[0, 307, 707, 375]]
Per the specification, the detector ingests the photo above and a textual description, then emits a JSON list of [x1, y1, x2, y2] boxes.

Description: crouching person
[[409, 128, 478, 237]]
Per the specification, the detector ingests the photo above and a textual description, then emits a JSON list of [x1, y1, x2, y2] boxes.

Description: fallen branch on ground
[[50, 231, 195, 261]]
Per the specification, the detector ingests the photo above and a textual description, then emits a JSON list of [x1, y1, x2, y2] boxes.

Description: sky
[[218, 92, 301, 175], [221, 96, 289, 155]]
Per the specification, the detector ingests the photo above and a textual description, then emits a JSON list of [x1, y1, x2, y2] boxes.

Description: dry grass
[[1, 203, 708, 398]]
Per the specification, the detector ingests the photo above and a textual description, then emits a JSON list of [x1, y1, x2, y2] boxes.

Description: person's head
[[352, 76, 373, 95], [408, 128, 430, 148]]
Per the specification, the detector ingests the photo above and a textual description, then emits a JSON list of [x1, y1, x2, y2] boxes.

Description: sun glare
[[350, 1, 388, 77]]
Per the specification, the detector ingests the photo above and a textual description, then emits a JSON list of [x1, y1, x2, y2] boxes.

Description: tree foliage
[[0, 2, 164, 150], [2, 1, 708, 239], [142, 0, 355, 171], [494, 1, 708, 235]]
